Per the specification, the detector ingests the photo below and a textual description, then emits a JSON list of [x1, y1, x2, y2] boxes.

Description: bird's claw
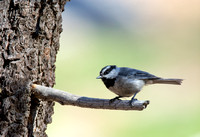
[[109, 98, 121, 104], [130, 98, 138, 106]]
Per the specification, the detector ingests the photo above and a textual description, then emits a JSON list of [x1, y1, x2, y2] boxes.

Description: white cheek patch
[[104, 68, 119, 79]]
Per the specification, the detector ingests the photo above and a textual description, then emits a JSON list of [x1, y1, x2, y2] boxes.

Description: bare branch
[[31, 84, 149, 111]]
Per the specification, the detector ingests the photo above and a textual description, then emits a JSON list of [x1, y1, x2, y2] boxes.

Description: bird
[[96, 65, 183, 105]]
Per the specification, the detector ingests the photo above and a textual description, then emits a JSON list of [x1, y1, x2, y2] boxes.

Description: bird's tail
[[152, 78, 183, 85]]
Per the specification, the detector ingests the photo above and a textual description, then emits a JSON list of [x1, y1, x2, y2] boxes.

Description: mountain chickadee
[[97, 65, 183, 105]]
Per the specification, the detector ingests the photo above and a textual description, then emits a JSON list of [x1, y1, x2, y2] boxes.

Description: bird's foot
[[129, 98, 138, 106], [109, 97, 121, 104]]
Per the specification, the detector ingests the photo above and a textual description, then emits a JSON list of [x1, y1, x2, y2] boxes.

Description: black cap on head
[[100, 65, 116, 76]]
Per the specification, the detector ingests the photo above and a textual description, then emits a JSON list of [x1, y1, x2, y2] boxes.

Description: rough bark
[[0, 0, 68, 136]]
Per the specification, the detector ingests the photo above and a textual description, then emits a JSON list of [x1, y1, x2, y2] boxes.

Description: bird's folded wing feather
[[119, 67, 160, 80]]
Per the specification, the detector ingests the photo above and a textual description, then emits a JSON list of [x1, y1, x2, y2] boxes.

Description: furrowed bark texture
[[0, 1, 67, 136]]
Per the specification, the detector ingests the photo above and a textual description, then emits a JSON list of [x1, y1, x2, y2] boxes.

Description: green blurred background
[[46, 0, 200, 137]]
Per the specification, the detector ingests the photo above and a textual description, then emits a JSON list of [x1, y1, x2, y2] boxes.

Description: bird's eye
[[104, 69, 110, 75]]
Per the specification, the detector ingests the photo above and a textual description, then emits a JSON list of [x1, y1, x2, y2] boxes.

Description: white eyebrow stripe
[[102, 66, 111, 74]]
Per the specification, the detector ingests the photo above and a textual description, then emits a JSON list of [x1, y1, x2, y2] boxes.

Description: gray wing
[[119, 67, 160, 80]]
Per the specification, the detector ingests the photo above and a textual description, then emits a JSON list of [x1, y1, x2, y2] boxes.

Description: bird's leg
[[130, 92, 139, 106], [109, 96, 122, 104]]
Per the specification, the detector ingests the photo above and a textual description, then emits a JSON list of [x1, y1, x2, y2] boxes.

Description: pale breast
[[109, 77, 145, 97]]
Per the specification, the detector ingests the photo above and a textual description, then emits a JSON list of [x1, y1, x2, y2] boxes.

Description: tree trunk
[[0, 0, 67, 136]]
